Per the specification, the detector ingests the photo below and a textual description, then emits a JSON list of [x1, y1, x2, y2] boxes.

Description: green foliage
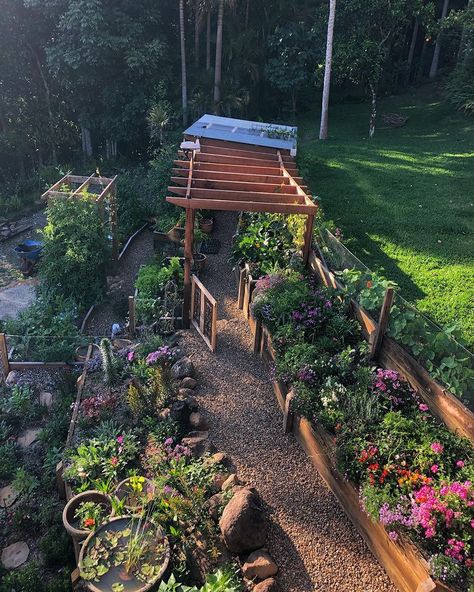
[[136, 257, 183, 298], [39, 525, 74, 567], [232, 214, 301, 277], [4, 293, 82, 362], [135, 334, 164, 358], [12, 467, 40, 496], [39, 195, 109, 309], [127, 366, 173, 419], [0, 561, 45, 592], [0, 440, 19, 480], [158, 567, 242, 591]]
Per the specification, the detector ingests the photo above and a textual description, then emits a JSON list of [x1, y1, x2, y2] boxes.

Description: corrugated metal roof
[[184, 114, 297, 154]]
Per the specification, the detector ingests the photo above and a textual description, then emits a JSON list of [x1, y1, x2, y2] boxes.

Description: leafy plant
[[74, 500, 109, 531], [100, 338, 119, 386]]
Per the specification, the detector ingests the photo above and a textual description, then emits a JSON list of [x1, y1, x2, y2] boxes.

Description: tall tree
[[319, 0, 336, 140], [179, 0, 188, 125], [429, 0, 451, 78], [213, 0, 225, 109]]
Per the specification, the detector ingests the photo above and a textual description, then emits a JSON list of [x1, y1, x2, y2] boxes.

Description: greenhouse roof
[[184, 114, 297, 154]]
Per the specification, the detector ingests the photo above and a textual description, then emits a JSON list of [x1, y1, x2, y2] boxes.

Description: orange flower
[[84, 517, 95, 528], [366, 280, 373, 288]]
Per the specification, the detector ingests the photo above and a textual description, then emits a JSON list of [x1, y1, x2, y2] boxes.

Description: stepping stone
[[1, 541, 30, 569], [39, 392, 53, 408], [17, 428, 41, 449], [0, 485, 18, 508]]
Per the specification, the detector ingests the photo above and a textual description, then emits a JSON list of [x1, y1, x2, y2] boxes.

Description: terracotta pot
[[114, 477, 156, 513], [78, 516, 170, 592], [62, 490, 114, 541], [199, 218, 214, 234], [192, 253, 207, 274]]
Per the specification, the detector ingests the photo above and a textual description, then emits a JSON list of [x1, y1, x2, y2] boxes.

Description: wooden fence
[[191, 274, 217, 352]]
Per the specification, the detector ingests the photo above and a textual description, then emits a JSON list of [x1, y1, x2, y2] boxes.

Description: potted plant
[[63, 490, 114, 541], [192, 253, 207, 274], [114, 476, 155, 513], [199, 214, 214, 234], [78, 515, 170, 592]]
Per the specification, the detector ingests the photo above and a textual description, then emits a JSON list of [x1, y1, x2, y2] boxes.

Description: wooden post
[[237, 267, 246, 309], [183, 206, 194, 329], [283, 390, 295, 433], [56, 461, 66, 500], [128, 296, 136, 338], [0, 333, 10, 378], [253, 318, 263, 354], [303, 213, 314, 264], [370, 287, 395, 360]]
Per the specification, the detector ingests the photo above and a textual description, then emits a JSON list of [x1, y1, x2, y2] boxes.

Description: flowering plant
[[145, 346, 175, 367], [81, 391, 119, 420], [74, 500, 109, 531]]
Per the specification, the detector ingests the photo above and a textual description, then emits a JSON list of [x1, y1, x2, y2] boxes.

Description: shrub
[[0, 440, 19, 480], [39, 525, 74, 567], [4, 292, 82, 362], [135, 257, 183, 298], [0, 562, 45, 592], [39, 194, 109, 309]]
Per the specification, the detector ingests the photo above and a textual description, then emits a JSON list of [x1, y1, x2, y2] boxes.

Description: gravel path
[[179, 212, 396, 592], [85, 229, 155, 336]]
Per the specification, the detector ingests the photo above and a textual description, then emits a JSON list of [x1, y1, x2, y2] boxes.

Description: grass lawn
[[298, 84, 474, 348]]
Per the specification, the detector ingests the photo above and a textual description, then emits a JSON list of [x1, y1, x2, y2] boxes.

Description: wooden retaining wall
[[256, 325, 453, 592]]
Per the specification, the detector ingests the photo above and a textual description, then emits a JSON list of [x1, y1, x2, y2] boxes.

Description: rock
[[184, 395, 199, 411], [1, 541, 30, 569], [189, 411, 209, 431], [243, 549, 278, 580], [5, 371, 19, 386], [253, 578, 279, 592], [158, 408, 171, 420], [181, 377, 197, 389], [221, 473, 239, 491], [17, 427, 41, 449], [171, 357, 194, 379], [205, 452, 231, 468], [205, 493, 223, 521], [219, 487, 266, 553], [212, 473, 228, 490], [186, 537, 210, 587], [182, 431, 215, 457], [0, 484, 18, 508], [179, 387, 194, 399], [39, 391, 53, 408], [170, 347, 185, 360], [170, 400, 190, 425]]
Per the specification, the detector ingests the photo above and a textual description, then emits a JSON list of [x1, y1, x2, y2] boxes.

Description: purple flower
[[146, 346, 175, 366], [430, 442, 444, 455], [419, 403, 429, 412], [127, 351, 135, 362], [388, 531, 398, 542]]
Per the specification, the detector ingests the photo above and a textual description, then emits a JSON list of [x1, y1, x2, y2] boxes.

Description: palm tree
[[319, 0, 336, 140], [147, 103, 170, 146], [429, 0, 450, 79], [179, 0, 188, 126]]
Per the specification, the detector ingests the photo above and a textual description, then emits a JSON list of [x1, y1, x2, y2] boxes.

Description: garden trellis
[[42, 172, 119, 263], [167, 115, 318, 329]]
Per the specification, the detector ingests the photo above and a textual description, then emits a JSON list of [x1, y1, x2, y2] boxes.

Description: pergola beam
[[174, 160, 296, 177], [170, 177, 300, 195], [166, 196, 317, 215], [168, 186, 305, 204], [171, 168, 303, 185]]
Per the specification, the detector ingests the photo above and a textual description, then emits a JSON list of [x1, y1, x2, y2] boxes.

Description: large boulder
[[253, 578, 279, 592], [219, 487, 266, 553], [242, 549, 278, 580], [181, 431, 215, 457], [171, 357, 194, 379], [189, 411, 209, 431], [181, 377, 197, 389]]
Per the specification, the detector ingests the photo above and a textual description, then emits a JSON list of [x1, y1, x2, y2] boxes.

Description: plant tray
[[200, 238, 221, 254]]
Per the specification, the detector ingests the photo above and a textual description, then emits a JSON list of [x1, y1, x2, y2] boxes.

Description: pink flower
[[127, 351, 135, 362], [388, 531, 398, 541], [430, 464, 439, 474], [456, 460, 465, 468], [110, 456, 118, 466], [430, 442, 444, 454], [117, 435, 124, 444], [419, 403, 429, 412]]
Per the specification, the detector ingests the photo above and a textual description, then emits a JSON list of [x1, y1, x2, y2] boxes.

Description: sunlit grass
[[298, 85, 474, 347]]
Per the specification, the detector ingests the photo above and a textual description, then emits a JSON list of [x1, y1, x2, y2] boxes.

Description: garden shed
[[167, 115, 317, 328]]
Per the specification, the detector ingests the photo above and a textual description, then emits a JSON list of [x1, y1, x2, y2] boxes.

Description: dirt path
[[85, 229, 155, 337], [179, 212, 396, 592]]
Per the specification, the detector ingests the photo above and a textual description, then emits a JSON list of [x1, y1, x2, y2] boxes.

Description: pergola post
[[183, 206, 195, 329]]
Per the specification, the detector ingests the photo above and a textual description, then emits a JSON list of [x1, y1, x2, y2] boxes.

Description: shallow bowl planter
[[75, 345, 90, 363], [199, 218, 214, 234], [78, 516, 170, 592], [112, 338, 133, 350], [114, 477, 156, 513], [62, 490, 114, 541]]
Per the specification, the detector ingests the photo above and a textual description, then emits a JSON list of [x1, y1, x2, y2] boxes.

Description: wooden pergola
[[166, 137, 318, 328], [42, 173, 119, 261]]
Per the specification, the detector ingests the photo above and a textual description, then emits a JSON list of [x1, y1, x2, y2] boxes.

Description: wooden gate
[[190, 275, 217, 352]]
